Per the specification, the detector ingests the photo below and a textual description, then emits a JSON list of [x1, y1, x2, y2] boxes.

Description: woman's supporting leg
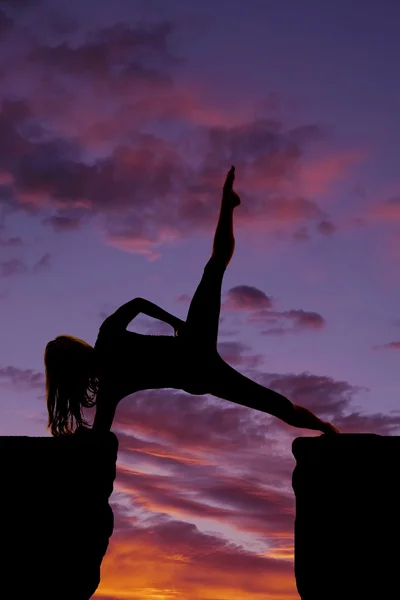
[[207, 358, 338, 434], [184, 166, 240, 345], [92, 387, 118, 433]]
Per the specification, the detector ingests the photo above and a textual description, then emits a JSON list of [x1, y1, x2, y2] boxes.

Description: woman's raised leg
[[207, 357, 339, 434], [183, 166, 240, 345]]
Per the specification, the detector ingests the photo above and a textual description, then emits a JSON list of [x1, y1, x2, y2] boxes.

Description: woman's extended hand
[[291, 405, 340, 434], [173, 318, 186, 337]]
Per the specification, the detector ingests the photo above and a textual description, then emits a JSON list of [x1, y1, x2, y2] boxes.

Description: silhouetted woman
[[45, 167, 338, 436]]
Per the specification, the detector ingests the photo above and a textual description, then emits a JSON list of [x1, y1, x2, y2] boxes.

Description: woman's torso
[[95, 325, 181, 393], [95, 315, 221, 399]]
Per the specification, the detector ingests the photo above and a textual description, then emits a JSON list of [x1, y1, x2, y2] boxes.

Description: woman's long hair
[[44, 335, 99, 436]]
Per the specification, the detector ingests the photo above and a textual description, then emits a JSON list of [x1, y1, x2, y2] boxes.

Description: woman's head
[[44, 335, 98, 436]]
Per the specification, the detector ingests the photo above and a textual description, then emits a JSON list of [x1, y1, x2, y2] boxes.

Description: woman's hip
[[178, 343, 221, 394]]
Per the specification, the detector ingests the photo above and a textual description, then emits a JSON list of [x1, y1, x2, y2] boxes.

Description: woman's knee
[[182, 382, 208, 395], [181, 369, 209, 395], [180, 356, 213, 396]]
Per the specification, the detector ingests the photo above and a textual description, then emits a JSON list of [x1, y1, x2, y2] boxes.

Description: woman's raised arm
[[111, 297, 183, 331]]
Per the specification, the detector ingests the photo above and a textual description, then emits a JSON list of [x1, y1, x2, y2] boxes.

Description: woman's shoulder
[[96, 315, 122, 346], [96, 315, 141, 345]]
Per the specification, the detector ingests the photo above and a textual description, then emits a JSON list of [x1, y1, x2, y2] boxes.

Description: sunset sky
[[1, 0, 400, 598]]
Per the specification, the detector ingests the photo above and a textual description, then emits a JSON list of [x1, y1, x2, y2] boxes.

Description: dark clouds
[[0, 91, 328, 245], [29, 21, 177, 82], [252, 370, 400, 435], [192, 119, 325, 198], [256, 371, 359, 418], [0, 11, 343, 256]]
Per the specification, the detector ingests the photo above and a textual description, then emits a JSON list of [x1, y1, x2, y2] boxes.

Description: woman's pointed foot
[[223, 165, 241, 207]]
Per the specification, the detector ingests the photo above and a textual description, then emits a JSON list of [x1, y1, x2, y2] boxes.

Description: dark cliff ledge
[[0, 430, 118, 600], [292, 434, 400, 600]]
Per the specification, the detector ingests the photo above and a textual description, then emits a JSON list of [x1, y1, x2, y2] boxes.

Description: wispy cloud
[[0, 365, 45, 390]]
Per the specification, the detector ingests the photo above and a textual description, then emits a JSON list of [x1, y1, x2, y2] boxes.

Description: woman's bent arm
[[139, 298, 183, 330], [112, 297, 183, 331]]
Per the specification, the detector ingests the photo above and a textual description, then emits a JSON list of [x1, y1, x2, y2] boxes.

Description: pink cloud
[[0, 24, 358, 255], [298, 151, 363, 196], [115, 465, 294, 540], [370, 196, 400, 221], [224, 285, 274, 311], [114, 390, 266, 456]]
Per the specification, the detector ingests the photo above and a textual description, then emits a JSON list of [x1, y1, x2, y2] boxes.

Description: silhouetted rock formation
[[0, 430, 118, 600], [292, 434, 400, 600]]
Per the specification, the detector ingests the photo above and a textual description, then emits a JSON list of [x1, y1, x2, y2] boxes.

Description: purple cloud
[[225, 285, 273, 311], [0, 365, 45, 390], [261, 309, 325, 335], [217, 340, 264, 368]]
